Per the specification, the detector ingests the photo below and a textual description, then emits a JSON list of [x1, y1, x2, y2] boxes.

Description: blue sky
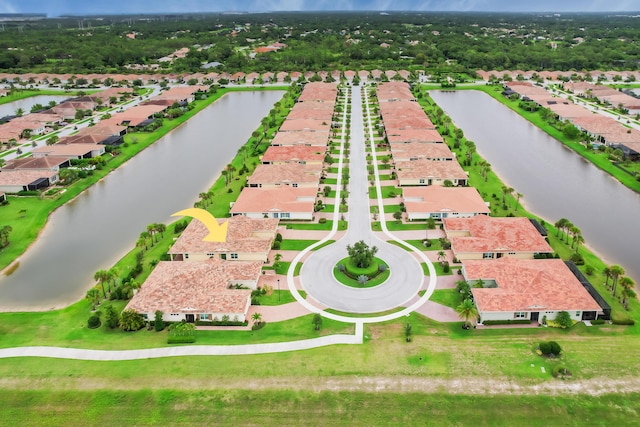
[[2, 0, 638, 17]]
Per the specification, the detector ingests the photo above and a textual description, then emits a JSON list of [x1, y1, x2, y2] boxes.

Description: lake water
[[0, 90, 284, 310], [430, 89, 640, 284]]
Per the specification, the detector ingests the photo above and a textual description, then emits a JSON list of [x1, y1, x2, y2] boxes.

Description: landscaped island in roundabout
[[334, 241, 390, 288]]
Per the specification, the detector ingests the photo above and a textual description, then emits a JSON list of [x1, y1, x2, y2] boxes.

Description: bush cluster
[[87, 315, 101, 329], [538, 341, 562, 356], [167, 336, 196, 344]]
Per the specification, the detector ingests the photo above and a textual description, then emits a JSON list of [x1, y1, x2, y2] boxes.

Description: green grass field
[[2, 389, 637, 426]]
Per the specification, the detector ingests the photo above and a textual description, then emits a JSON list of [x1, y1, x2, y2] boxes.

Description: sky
[[1, 0, 638, 17]]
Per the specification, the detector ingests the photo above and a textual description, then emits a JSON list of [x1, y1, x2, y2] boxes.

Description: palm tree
[[86, 287, 101, 310], [514, 192, 523, 211], [94, 269, 110, 298], [554, 218, 568, 239], [569, 226, 581, 248], [610, 265, 626, 297], [139, 231, 151, 250], [251, 312, 263, 325], [106, 268, 117, 293], [437, 250, 446, 264], [455, 299, 478, 329], [620, 277, 635, 308], [156, 223, 166, 239], [573, 233, 585, 253], [147, 224, 157, 244], [602, 267, 612, 289]]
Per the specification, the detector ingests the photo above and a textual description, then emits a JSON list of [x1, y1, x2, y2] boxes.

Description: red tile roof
[[125, 259, 260, 315], [168, 216, 278, 256], [403, 186, 489, 216], [464, 257, 601, 313], [248, 163, 322, 186], [261, 145, 325, 164], [444, 216, 553, 254], [230, 187, 316, 215]]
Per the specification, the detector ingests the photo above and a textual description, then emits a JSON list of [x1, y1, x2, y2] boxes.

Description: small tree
[[104, 304, 119, 329], [393, 211, 402, 222], [555, 311, 572, 329], [154, 310, 165, 331], [456, 299, 478, 329], [119, 309, 145, 331], [85, 287, 101, 310], [346, 240, 378, 269], [312, 313, 323, 331], [404, 323, 412, 342]]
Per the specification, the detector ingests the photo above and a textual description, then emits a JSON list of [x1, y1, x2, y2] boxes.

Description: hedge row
[[194, 320, 247, 327], [167, 336, 196, 344], [481, 319, 531, 326]]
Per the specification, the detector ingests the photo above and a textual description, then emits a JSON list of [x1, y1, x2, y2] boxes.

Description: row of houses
[[478, 69, 640, 83], [0, 85, 210, 193], [124, 82, 342, 323], [374, 82, 607, 325], [0, 69, 419, 90], [230, 82, 339, 220], [377, 82, 468, 189], [506, 81, 640, 159]]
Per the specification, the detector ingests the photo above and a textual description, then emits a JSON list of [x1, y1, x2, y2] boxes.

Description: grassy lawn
[[369, 185, 401, 199], [3, 390, 638, 426], [372, 221, 427, 231], [333, 257, 390, 288], [323, 178, 338, 185], [284, 220, 347, 231], [430, 289, 461, 309], [254, 290, 307, 306], [279, 239, 320, 250]]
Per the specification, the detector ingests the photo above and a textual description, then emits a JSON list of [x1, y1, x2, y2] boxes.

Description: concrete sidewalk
[[0, 324, 364, 361]]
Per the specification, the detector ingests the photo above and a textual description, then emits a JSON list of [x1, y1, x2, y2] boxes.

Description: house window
[[230, 253, 239, 259], [508, 252, 516, 255], [514, 312, 527, 319], [273, 213, 279, 218], [419, 178, 425, 184], [199, 314, 210, 321], [207, 252, 214, 258], [292, 183, 298, 188], [575, 311, 581, 317], [281, 213, 291, 218], [482, 253, 494, 259], [142, 313, 148, 320], [184, 254, 189, 259]]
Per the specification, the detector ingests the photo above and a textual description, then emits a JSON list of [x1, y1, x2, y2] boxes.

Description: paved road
[[300, 86, 425, 313]]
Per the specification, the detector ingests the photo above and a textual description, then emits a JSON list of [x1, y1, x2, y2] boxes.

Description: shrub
[[555, 311, 573, 328], [173, 220, 188, 234], [539, 341, 562, 356], [87, 315, 101, 329], [481, 319, 531, 326], [271, 240, 281, 250], [337, 263, 346, 272], [167, 336, 196, 344], [612, 311, 635, 325], [570, 253, 585, 265], [318, 218, 327, 224], [119, 309, 145, 331], [154, 310, 165, 332], [104, 304, 120, 329], [357, 274, 368, 285], [552, 366, 572, 379], [590, 319, 606, 325], [251, 321, 267, 331], [378, 263, 388, 273], [442, 261, 450, 273], [585, 265, 594, 276]]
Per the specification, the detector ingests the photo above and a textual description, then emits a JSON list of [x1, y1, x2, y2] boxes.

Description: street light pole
[[277, 278, 280, 302]]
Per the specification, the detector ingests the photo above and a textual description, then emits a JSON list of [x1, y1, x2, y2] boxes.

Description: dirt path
[[1, 374, 638, 396]]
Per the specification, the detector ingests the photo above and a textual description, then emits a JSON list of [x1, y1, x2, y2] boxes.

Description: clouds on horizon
[[3, 0, 639, 17]]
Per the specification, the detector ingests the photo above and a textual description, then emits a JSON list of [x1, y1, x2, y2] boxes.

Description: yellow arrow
[[171, 208, 229, 242]]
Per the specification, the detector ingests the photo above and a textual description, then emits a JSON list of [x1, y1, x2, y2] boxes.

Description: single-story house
[[32, 143, 105, 159], [230, 187, 316, 220], [2, 156, 71, 172], [261, 145, 325, 165], [124, 259, 263, 323], [462, 257, 603, 323], [279, 118, 332, 133], [443, 216, 553, 260], [403, 186, 490, 220], [390, 142, 454, 162], [168, 216, 279, 262], [270, 131, 329, 147], [0, 169, 58, 192], [386, 128, 443, 144], [297, 82, 338, 103], [395, 159, 468, 187], [247, 163, 322, 189]]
